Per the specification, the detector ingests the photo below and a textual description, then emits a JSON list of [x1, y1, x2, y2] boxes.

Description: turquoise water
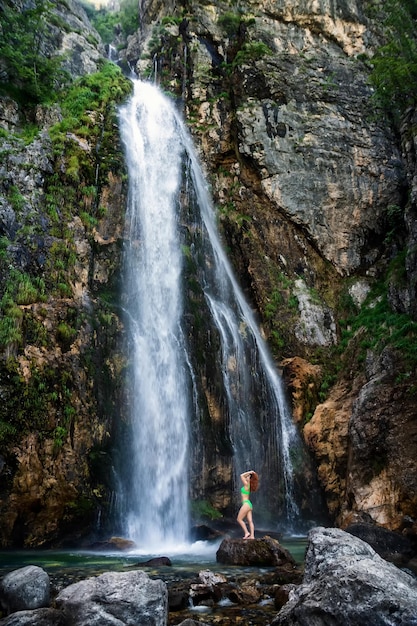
[[0, 536, 307, 586]]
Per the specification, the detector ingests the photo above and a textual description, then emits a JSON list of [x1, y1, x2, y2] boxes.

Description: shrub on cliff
[[368, 0, 417, 116], [0, 0, 69, 105]]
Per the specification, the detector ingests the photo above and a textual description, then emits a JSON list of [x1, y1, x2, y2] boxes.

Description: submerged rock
[[271, 527, 417, 625], [216, 536, 296, 567], [139, 556, 172, 567]]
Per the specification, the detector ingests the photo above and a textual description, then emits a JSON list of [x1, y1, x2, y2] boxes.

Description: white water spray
[[118, 82, 190, 548]]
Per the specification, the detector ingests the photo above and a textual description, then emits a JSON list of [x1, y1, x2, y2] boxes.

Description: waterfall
[[118, 82, 190, 548], [117, 80, 306, 548]]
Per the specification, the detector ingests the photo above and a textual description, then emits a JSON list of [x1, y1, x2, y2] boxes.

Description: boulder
[[0, 566, 50, 614], [271, 527, 417, 625], [0, 608, 65, 626], [55, 570, 167, 626], [346, 522, 416, 565], [216, 536, 296, 567], [189, 569, 227, 606], [226, 579, 261, 605]]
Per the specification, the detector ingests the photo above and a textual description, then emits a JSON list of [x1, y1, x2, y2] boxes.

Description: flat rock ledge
[[216, 535, 296, 567], [272, 526, 417, 626]]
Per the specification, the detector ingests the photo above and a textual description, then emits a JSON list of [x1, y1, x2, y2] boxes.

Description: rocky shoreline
[[1, 527, 416, 625]]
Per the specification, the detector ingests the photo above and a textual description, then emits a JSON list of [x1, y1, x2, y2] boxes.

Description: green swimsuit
[[241, 485, 252, 509]]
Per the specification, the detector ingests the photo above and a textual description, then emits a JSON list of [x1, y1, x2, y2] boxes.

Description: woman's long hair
[[250, 471, 259, 493]]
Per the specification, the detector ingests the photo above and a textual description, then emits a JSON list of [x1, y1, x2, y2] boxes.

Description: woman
[[237, 470, 259, 539]]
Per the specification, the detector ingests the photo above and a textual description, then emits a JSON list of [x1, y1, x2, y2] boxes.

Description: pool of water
[[0, 536, 307, 589]]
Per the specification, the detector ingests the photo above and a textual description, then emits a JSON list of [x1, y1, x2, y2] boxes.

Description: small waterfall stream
[[117, 80, 306, 548]]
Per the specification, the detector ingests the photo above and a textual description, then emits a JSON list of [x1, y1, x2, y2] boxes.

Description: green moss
[[337, 257, 417, 375], [233, 42, 272, 66], [56, 322, 77, 351], [191, 499, 223, 521]]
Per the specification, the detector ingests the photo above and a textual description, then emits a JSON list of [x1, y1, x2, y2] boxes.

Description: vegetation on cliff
[[0, 0, 69, 104], [366, 0, 417, 117], [0, 0, 133, 546]]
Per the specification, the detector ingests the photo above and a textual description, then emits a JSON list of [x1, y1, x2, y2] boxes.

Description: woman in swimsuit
[[237, 470, 259, 539]]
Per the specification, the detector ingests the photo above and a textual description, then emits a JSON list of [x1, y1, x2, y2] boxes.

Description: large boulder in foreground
[[216, 536, 295, 567], [272, 527, 417, 625], [55, 570, 167, 626], [0, 566, 50, 614]]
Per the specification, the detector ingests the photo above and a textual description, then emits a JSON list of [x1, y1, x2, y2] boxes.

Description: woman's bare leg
[[247, 509, 255, 539], [237, 503, 251, 538]]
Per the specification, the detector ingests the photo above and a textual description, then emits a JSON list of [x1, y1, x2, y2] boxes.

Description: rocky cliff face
[[126, 0, 417, 532], [0, 1, 131, 546]]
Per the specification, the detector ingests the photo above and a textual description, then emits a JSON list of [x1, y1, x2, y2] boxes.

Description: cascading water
[[118, 82, 190, 548], [117, 79, 310, 548]]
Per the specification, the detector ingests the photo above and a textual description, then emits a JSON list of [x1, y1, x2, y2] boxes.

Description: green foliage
[[56, 322, 77, 351], [7, 186, 25, 213], [53, 426, 67, 449], [86, 0, 138, 44], [44, 240, 77, 296], [265, 290, 283, 320], [367, 0, 417, 116], [339, 269, 417, 371], [218, 11, 242, 37], [0, 237, 10, 261], [0, 362, 79, 447], [0, 360, 50, 438], [233, 42, 272, 66], [191, 499, 223, 521], [383, 204, 404, 244], [50, 62, 131, 141], [217, 11, 256, 38], [0, 270, 46, 350], [0, 0, 69, 105]]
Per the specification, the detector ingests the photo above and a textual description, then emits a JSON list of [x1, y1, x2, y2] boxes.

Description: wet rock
[[55, 570, 167, 626], [216, 536, 296, 567], [0, 608, 65, 626], [168, 583, 190, 611], [190, 524, 225, 541], [227, 579, 261, 605], [271, 527, 417, 625], [198, 570, 227, 587], [89, 536, 136, 551], [274, 583, 296, 610], [346, 522, 416, 566], [139, 557, 172, 567], [189, 570, 227, 606], [0, 566, 50, 614]]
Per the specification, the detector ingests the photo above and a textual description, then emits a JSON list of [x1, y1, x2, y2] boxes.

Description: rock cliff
[[0, 0, 131, 545], [126, 0, 417, 532]]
